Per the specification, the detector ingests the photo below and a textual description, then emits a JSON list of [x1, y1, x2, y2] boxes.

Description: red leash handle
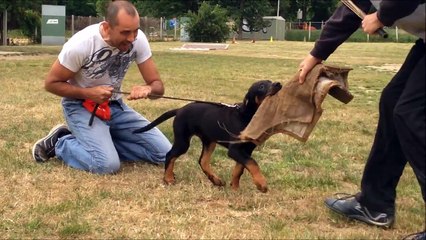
[[83, 100, 111, 126]]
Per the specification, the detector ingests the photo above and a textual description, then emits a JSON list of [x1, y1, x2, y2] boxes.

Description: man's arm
[[378, 0, 420, 27], [310, 0, 371, 61], [45, 59, 113, 104], [298, 0, 371, 83], [127, 57, 165, 100]]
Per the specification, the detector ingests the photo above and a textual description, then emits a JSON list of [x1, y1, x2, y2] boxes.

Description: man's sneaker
[[324, 193, 395, 228], [32, 124, 71, 162], [403, 231, 426, 240]]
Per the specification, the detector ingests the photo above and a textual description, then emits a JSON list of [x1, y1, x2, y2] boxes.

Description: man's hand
[[86, 86, 113, 104], [298, 54, 322, 84], [362, 12, 384, 35], [127, 85, 152, 100]]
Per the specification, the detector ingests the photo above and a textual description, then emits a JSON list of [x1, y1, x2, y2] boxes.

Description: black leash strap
[[88, 103, 99, 126], [113, 91, 222, 105]]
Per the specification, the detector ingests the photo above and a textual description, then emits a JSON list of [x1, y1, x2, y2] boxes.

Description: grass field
[[0, 40, 424, 239]]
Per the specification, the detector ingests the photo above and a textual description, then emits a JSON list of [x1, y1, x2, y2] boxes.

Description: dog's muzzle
[[267, 82, 282, 96]]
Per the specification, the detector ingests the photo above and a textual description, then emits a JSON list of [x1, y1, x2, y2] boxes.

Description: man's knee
[[91, 156, 121, 174], [393, 103, 418, 127], [148, 140, 171, 164], [147, 152, 167, 165], [393, 103, 426, 148]]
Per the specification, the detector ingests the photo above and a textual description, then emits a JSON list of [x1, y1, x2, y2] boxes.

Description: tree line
[[0, 0, 339, 43]]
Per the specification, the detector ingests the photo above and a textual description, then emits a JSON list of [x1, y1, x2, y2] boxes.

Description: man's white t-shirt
[[58, 22, 152, 100]]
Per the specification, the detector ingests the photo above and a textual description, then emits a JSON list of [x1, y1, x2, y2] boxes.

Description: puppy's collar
[[220, 103, 240, 109]]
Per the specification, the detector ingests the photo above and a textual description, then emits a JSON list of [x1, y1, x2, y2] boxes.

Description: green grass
[[0, 41, 423, 239]]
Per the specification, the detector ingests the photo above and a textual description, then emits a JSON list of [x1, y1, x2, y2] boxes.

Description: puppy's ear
[[244, 98, 249, 106], [243, 90, 251, 104], [243, 90, 257, 109]]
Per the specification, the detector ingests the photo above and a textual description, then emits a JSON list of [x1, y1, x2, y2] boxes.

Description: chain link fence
[[65, 17, 326, 42], [66, 15, 179, 42], [3, 16, 417, 45]]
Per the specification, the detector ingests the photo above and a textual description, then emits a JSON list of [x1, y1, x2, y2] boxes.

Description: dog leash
[[113, 90, 226, 105], [88, 91, 236, 126], [89, 104, 99, 126]]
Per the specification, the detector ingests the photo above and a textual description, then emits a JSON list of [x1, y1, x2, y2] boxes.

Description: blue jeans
[[56, 98, 172, 174]]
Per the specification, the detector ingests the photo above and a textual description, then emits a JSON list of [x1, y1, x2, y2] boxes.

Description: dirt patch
[[0, 53, 55, 60], [366, 63, 401, 73], [0, 51, 24, 55]]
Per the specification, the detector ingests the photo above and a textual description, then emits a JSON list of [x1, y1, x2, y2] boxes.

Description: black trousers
[[357, 39, 425, 215]]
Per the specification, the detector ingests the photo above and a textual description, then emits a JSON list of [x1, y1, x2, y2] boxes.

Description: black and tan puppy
[[134, 80, 282, 192]]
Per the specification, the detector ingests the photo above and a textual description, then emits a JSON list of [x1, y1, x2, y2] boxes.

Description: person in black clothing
[[298, 0, 425, 237]]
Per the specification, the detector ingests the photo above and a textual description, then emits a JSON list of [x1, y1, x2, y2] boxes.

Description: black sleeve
[[310, 0, 372, 60], [377, 0, 420, 26]]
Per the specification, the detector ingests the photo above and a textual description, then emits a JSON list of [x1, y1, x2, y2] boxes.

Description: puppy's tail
[[133, 109, 178, 133]]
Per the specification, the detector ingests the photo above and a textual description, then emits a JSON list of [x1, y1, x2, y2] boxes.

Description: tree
[[239, 0, 273, 41], [186, 2, 230, 43], [21, 9, 41, 43], [0, 0, 43, 44], [282, 0, 339, 21], [310, 0, 339, 22], [211, 0, 272, 40], [135, 0, 200, 18], [95, 0, 109, 17], [1, 0, 100, 45], [65, 0, 97, 16]]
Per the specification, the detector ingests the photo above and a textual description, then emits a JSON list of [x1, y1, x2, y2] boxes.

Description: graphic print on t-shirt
[[81, 45, 137, 88]]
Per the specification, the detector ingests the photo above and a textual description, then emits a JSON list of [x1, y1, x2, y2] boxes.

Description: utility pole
[[276, 0, 280, 16]]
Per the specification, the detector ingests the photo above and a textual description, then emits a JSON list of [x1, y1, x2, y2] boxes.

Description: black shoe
[[32, 124, 71, 162], [324, 193, 395, 228], [403, 231, 426, 240]]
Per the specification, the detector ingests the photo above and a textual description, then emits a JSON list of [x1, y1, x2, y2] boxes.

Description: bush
[[186, 2, 230, 43], [21, 10, 41, 43]]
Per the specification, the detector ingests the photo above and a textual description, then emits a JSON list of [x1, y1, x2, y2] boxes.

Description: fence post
[[71, 15, 74, 36], [34, 26, 37, 42], [2, 10, 7, 46], [160, 17, 163, 40], [283, 18, 286, 40], [367, 34, 369, 42], [395, 26, 399, 42], [174, 18, 177, 40], [308, 21, 311, 41], [144, 16, 148, 34]]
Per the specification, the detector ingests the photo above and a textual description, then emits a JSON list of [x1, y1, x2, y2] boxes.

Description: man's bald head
[[105, 1, 138, 27]]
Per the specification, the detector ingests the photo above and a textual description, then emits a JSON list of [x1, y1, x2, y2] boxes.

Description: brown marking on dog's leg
[[230, 162, 244, 190], [244, 159, 268, 193], [164, 157, 177, 185], [199, 143, 225, 186]]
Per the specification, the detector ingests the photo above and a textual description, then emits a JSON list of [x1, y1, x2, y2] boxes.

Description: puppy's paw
[[256, 184, 268, 193], [209, 176, 226, 187], [163, 176, 176, 185], [230, 182, 240, 191]]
